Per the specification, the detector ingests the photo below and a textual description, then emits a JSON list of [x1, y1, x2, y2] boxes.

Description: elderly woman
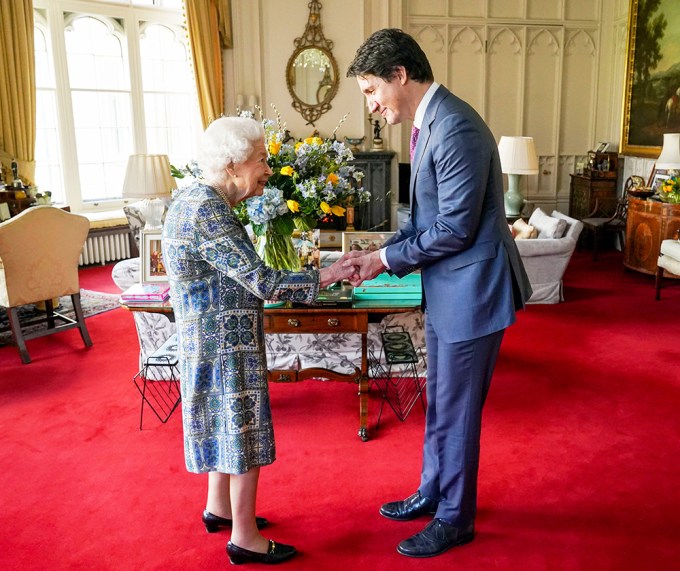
[[162, 117, 352, 565]]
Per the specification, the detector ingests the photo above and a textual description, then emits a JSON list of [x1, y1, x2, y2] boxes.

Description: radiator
[[79, 227, 132, 266]]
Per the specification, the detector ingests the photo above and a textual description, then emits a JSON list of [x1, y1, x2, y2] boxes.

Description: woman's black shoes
[[226, 540, 297, 565], [202, 510, 269, 533]]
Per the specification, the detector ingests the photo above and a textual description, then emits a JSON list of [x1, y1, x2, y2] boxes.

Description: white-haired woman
[[162, 116, 352, 565]]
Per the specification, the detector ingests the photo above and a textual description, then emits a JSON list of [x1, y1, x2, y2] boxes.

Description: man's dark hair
[[346, 28, 433, 83]]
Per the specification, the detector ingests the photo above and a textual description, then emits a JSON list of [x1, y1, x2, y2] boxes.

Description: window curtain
[[0, 0, 35, 184], [184, 0, 232, 129]]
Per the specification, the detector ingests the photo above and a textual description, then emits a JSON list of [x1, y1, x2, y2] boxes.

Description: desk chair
[[0, 206, 92, 363]]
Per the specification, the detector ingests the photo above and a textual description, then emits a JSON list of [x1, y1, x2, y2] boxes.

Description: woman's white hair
[[198, 116, 265, 187]]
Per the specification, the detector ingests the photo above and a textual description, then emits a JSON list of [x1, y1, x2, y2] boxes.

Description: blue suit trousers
[[419, 312, 505, 526]]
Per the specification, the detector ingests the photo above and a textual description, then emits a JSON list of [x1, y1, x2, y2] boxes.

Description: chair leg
[[656, 265, 664, 300], [71, 293, 93, 347], [6, 307, 31, 364], [45, 298, 56, 329]]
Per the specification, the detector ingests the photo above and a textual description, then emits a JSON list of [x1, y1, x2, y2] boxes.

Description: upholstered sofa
[[512, 209, 583, 304]]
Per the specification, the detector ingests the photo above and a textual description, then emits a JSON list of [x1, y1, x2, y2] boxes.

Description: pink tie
[[410, 125, 420, 162]]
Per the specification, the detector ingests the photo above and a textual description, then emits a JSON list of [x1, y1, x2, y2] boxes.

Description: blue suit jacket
[[385, 86, 532, 343]]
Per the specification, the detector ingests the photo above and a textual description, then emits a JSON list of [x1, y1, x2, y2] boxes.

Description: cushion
[[528, 208, 568, 239], [512, 218, 538, 240]]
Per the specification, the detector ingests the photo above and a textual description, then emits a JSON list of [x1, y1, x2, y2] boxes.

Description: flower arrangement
[[234, 106, 369, 269], [658, 175, 680, 204]]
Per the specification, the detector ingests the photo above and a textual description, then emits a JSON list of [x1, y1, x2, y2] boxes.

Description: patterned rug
[[0, 289, 120, 346]]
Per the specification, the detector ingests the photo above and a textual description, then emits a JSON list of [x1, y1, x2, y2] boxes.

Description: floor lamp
[[122, 154, 177, 230], [498, 136, 538, 217]]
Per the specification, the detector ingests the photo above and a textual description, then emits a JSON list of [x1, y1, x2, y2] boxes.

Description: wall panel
[[559, 29, 597, 154], [448, 26, 485, 116], [524, 28, 561, 154], [527, 0, 563, 20], [448, 0, 484, 19], [486, 27, 523, 139]]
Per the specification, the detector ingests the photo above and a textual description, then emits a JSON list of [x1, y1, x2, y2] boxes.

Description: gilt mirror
[[285, 0, 338, 126]]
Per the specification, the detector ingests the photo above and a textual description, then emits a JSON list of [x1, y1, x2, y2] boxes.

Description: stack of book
[[120, 283, 170, 304]]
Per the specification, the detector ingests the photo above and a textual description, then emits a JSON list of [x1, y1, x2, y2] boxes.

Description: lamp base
[[136, 198, 166, 230], [504, 173, 525, 217]]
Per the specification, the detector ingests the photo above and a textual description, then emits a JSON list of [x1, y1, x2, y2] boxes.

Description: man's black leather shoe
[[397, 519, 474, 558], [379, 491, 438, 521]]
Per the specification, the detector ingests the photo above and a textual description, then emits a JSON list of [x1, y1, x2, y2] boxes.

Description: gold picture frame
[[140, 230, 167, 283], [341, 231, 394, 254], [621, 0, 680, 157]]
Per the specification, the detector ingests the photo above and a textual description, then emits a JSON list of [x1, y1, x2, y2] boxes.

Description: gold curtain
[[0, 0, 35, 184], [185, 0, 232, 129]]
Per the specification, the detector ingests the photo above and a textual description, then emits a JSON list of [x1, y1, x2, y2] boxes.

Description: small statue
[[368, 116, 388, 150], [11, 158, 19, 181]]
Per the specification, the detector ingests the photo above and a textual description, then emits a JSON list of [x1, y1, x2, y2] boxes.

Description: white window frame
[[34, 0, 197, 213]]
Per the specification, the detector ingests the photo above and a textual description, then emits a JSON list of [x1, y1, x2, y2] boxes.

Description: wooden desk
[[625, 198, 680, 275], [120, 296, 421, 441]]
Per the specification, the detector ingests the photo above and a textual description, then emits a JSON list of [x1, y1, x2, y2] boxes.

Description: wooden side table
[[624, 197, 680, 275], [569, 174, 618, 219]]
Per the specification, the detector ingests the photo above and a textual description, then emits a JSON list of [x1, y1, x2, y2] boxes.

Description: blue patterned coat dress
[[162, 182, 319, 474]]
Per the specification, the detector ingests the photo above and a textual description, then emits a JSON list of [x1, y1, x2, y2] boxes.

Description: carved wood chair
[[0, 206, 93, 363], [580, 187, 629, 261]]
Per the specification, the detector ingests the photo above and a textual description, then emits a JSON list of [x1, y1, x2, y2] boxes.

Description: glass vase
[[256, 228, 301, 271]]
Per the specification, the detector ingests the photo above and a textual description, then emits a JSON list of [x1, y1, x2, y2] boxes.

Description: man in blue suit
[[346, 29, 532, 558]]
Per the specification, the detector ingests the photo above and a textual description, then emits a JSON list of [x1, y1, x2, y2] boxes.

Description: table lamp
[[122, 154, 177, 230], [655, 133, 680, 173], [498, 136, 539, 217]]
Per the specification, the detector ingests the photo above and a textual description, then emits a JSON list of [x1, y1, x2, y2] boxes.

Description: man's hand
[[319, 253, 360, 287], [343, 250, 386, 286]]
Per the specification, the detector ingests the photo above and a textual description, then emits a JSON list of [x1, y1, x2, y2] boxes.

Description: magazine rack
[[132, 333, 181, 429], [368, 326, 426, 428]]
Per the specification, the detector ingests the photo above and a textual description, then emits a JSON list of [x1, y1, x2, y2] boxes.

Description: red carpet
[[0, 252, 679, 570]]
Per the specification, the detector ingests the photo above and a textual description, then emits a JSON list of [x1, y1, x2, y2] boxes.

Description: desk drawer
[[264, 312, 367, 334]]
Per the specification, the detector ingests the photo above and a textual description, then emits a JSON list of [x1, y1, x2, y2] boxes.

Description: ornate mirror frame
[[285, 0, 339, 126]]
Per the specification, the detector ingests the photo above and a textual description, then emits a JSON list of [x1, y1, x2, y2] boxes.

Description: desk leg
[[358, 332, 369, 441]]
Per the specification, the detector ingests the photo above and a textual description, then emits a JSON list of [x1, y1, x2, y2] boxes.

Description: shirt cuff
[[379, 247, 390, 270]]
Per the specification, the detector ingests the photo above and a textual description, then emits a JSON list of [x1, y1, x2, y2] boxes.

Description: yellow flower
[[326, 172, 339, 185], [295, 142, 304, 153], [304, 136, 323, 146], [286, 199, 300, 213], [330, 204, 346, 216], [320, 201, 332, 214], [268, 140, 281, 155], [280, 166, 294, 176]]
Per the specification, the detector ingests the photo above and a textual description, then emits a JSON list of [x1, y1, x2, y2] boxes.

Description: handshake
[[318, 250, 386, 288]]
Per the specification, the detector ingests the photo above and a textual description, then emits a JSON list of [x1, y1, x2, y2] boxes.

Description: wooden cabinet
[[350, 151, 395, 231], [624, 198, 680, 275], [569, 174, 618, 219]]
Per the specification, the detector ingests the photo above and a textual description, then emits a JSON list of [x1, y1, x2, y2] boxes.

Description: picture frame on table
[[650, 171, 670, 193], [140, 229, 167, 283], [595, 142, 609, 153], [341, 231, 395, 254], [621, 0, 680, 157]]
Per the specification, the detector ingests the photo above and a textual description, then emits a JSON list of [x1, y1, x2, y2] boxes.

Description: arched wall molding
[[488, 27, 522, 55], [527, 28, 560, 56], [449, 26, 484, 55]]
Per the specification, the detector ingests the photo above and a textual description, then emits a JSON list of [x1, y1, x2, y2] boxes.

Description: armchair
[[0, 206, 93, 363], [515, 210, 583, 304]]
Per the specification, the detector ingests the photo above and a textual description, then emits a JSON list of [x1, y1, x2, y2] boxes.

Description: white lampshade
[[122, 154, 177, 230], [655, 133, 680, 170], [498, 136, 539, 175]]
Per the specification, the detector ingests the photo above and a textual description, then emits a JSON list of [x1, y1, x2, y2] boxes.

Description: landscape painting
[[622, 0, 680, 156]]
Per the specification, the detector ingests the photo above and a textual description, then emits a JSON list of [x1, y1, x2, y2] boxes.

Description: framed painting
[[341, 231, 394, 254], [621, 0, 680, 157], [140, 230, 167, 283]]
